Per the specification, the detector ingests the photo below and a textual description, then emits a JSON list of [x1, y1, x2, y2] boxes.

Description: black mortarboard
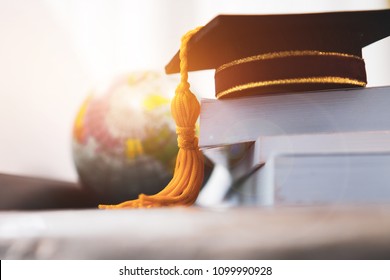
[[165, 9, 390, 98]]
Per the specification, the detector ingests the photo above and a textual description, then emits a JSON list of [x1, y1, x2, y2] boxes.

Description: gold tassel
[[99, 27, 204, 209]]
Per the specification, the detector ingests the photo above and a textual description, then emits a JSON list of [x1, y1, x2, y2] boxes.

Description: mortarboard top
[[165, 9, 390, 99]]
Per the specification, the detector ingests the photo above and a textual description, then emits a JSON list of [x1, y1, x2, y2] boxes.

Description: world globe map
[[72, 72, 179, 204]]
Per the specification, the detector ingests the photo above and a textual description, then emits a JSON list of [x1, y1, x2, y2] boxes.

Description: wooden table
[[1, 205, 390, 259]]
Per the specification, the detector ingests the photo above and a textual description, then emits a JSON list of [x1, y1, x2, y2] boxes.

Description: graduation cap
[[99, 9, 390, 209], [166, 9, 390, 98]]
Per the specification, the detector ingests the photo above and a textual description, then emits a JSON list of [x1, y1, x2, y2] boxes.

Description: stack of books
[[197, 86, 390, 206]]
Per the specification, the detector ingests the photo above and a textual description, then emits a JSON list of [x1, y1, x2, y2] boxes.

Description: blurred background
[[0, 0, 389, 182]]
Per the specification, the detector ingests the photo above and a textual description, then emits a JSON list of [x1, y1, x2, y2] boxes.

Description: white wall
[[0, 0, 389, 182]]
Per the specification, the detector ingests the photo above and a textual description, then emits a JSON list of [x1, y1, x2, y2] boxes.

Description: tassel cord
[[99, 26, 204, 209]]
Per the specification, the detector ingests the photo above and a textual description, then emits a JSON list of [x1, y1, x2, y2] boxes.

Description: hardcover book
[[203, 131, 390, 206], [200, 86, 390, 148]]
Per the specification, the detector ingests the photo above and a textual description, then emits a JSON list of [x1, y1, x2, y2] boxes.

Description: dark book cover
[[0, 173, 98, 210]]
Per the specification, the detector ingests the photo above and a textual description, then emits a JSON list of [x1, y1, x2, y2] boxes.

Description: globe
[[72, 72, 179, 204]]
